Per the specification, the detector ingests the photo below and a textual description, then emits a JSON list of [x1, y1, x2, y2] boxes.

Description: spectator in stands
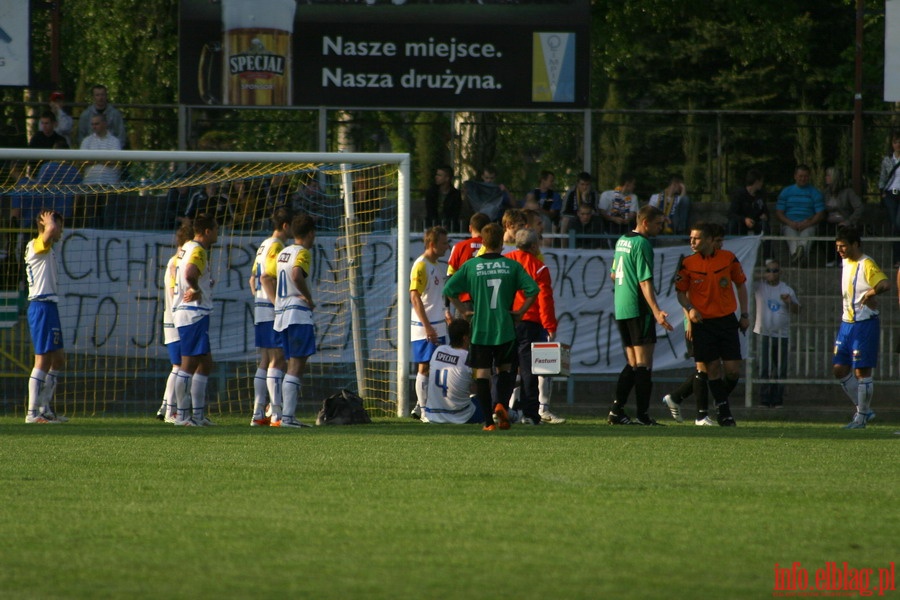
[[522, 195, 552, 241], [648, 175, 691, 235], [32, 141, 81, 225], [567, 202, 604, 249], [753, 260, 800, 407], [775, 164, 825, 265], [424, 165, 462, 230], [879, 130, 900, 266], [462, 166, 513, 224], [77, 84, 126, 147], [525, 170, 562, 231], [80, 113, 122, 183], [184, 182, 234, 226], [598, 173, 639, 244], [560, 172, 600, 233], [823, 167, 864, 267], [728, 168, 769, 236], [28, 111, 69, 149], [48, 91, 74, 147]]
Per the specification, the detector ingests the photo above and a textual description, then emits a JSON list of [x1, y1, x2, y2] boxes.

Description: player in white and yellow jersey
[[273, 214, 317, 428], [24, 210, 65, 424], [171, 213, 218, 426], [832, 228, 889, 429], [409, 226, 450, 418], [422, 319, 484, 425], [248, 206, 293, 427], [157, 222, 195, 423]]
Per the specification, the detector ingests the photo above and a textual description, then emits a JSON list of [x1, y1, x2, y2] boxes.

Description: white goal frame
[[0, 148, 412, 417]]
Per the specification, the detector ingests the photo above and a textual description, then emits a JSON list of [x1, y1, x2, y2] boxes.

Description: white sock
[[191, 373, 209, 420], [283, 374, 301, 419], [267, 368, 284, 418], [28, 368, 47, 417], [253, 368, 268, 418], [839, 373, 858, 406], [163, 367, 178, 414], [39, 369, 60, 414], [174, 370, 192, 420], [538, 376, 552, 405], [857, 377, 873, 414], [415, 373, 428, 408]]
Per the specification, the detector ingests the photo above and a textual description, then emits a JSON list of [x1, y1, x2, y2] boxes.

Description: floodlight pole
[[852, 0, 864, 196]]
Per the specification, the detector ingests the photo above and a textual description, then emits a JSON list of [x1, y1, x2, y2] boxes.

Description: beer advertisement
[[179, 0, 590, 109]]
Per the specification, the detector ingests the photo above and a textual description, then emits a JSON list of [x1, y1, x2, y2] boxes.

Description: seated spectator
[[775, 164, 825, 264], [567, 202, 605, 249], [728, 168, 769, 235], [823, 167, 863, 231], [648, 175, 691, 235], [522, 195, 552, 241], [184, 182, 234, 226], [597, 174, 638, 239], [561, 172, 600, 233], [80, 113, 122, 184], [29, 111, 69, 150], [525, 170, 561, 231]]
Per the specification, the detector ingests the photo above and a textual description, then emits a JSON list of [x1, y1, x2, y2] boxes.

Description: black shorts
[[617, 314, 657, 347], [692, 315, 742, 363], [468, 339, 517, 370]]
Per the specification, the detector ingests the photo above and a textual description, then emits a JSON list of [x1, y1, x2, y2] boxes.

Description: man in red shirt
[[446, 212, 490, 315], [675, 222, 749, 426], [506, 228, 560, 425]]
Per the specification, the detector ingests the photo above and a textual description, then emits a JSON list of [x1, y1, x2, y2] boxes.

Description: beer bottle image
[[222, 0, 296, 106]]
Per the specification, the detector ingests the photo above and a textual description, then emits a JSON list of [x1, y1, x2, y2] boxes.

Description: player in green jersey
[[444, 223, 539, 431], [608, 205, 672, 425]]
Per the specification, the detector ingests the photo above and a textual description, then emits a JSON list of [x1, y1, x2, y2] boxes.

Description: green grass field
[[1, 417, 897, 599]]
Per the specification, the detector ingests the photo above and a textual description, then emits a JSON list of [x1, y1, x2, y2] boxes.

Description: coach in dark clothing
[[424, 165, 463, 230]]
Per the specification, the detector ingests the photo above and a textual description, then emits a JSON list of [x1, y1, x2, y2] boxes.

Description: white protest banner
[[55, 229, 758, 373]]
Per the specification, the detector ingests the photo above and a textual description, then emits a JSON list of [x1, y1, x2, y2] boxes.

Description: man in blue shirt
[[775, 164, 825, 264]]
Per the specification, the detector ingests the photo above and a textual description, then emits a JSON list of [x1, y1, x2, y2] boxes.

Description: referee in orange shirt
[[674, 222, 750, 426]]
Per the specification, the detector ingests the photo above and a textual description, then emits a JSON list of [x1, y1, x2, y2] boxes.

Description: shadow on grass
[[0, 416, 896, 440]]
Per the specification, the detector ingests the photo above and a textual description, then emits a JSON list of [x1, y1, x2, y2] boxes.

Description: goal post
[[0, 148, 411, 418]]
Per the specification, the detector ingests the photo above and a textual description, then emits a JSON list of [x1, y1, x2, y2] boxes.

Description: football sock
[[538, 376, 551, 405], [283, 374, 302, 419], [415, 372, 428, 408], [190, 373, 209, 420], [856, 377, 873, 414], [174, 369, 192, 420], [612, 364, 635, 412], [164, 366, 178, 415], [28, 368, 47, 417], [671, 372, 696, 403], [253, 368, 268, 417], [39, 369, 59, 413], [693, 371, 709, 417], [839, 373, 859, 406], [475, 378, 493, 422], [495, 370, 513, 410], [708, 378, 728, 405], [634, 366, 652, 418], [267, 368, 284, 418], [724, 375, 739, 396]]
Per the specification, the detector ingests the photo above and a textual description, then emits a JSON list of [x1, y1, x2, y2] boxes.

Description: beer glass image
[[200, 0, 296, 106]]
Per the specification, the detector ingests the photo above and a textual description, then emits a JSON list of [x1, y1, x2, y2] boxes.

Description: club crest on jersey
[[719, 277, 729, 288]]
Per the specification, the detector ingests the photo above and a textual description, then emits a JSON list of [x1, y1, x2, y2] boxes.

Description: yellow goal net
[[0, 149, 412, 419]]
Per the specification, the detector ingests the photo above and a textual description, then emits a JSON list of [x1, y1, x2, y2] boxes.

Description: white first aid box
[[531, 342, 571, 376]]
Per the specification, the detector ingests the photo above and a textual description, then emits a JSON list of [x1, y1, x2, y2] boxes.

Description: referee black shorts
[[467, 339, 517, 371], [692, 314, 742, 363], [617, 313, 657, 347]]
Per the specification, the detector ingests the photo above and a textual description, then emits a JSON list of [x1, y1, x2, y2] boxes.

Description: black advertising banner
[[179, 0, 590, 109]]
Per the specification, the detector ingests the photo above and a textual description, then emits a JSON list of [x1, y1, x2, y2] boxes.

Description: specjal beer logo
[[229, 38, 285, 78]]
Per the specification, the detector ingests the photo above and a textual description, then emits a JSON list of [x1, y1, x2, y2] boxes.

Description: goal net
[[0, 149, 411, 419]]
